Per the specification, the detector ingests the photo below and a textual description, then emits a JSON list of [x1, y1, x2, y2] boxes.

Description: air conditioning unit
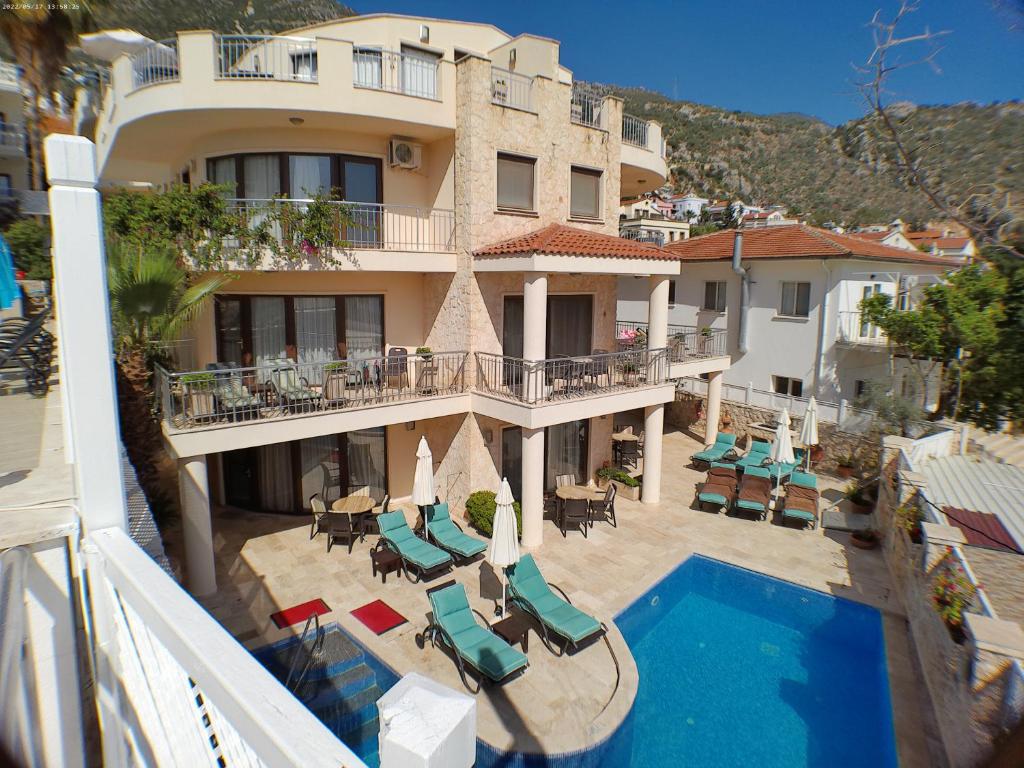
[[388, 138, 422, 170]]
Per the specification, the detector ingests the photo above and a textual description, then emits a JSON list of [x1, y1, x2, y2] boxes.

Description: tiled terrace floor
[[185, 428, 932, 766]]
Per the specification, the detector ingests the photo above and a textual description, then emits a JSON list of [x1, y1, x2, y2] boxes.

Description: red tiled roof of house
[[905, 229, 946, 243], [851, 231, 892, 241], [662, 224, 960, 266], [473, 223, 677, 260], [943, 507, 1023, 554], [743, 211, 771, 220], [934, 237, 971, 248]]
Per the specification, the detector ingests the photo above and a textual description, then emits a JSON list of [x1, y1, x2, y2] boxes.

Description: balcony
[[155, 353, 469, 456], [491, 66, 534, 112], [837, 311, 888, 348], [215, 34, 318, 82], [0, 61, 20, 91], [619, 227, 665, 246], [616, 321, 730, 378], [226, 198, 456, 257], [353, 48, 441, 100], [619, 115, 668, 196], [0, 124, 24, 156], [129, 38, 180, 91], [570, 83, 606, 130], [621, 114, 650, 149]]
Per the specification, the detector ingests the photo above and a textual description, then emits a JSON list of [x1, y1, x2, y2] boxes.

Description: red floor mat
[[350, 599, 407, 635], [270, 598, 331, 629]]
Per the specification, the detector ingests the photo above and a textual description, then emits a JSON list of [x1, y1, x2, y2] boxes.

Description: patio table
[[332, 495, 378, 541], [555, 485, 604, 501], [612, 431, 639, 442]]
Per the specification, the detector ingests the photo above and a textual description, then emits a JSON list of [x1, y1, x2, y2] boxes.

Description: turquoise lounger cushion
[[736, 440, 772, 469], [789, 471, 817, 489], [698, 492, 729, 506], [693, 433, 737, 463], [735, 498, 766, 512], [783, 508, 817, 522], [426, 503, 487, 558], [743, 465, 772, 480], [429, 585, 527, 680], [509, 555, 601, 644], [379, 511, 452, 569]]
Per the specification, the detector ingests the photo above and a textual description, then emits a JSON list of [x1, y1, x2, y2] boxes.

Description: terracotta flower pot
[[851, 532, 879, 549], [836, 465, 855, 479]]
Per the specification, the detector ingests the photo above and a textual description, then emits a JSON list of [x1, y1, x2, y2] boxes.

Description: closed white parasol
[[800, 397, 819, 471], [411, 436, 435, 537], [488, 478, 521, 616], [770, 408, 796, 505]]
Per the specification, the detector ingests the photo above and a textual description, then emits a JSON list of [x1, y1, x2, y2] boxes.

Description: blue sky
[[350, 0, 1024, 124]]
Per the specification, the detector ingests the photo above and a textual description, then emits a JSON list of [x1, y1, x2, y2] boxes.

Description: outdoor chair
[[311, 493, 359, 554], [213, 369, 261, 421], [267, 358, 320, 413], [782, 471, 819, 529], [586, 349, 612, 388], [555, 474, 577, 489], [733, 465, 772, 520], [589, 483, 617, 527], [697, 462, 738, 512], [692, 433, 737, 467], [424, 502, 487, 561], [384, 347, 409, 390], [735, 439, 773, 473], [768, 448, 807, 485], [309, 494, 329, 541], [618, 440, 640, 469], [374, 510, 452, 582], [362, 494, 388, 537], [559, 497, 591, 538], [507, 554, 605, 655], [416, 581, 528, 692]]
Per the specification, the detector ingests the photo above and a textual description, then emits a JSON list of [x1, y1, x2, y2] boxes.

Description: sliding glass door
[[251, 297, 287, 372], [502, 294, 593, 359], [500, 419, 590, 494]]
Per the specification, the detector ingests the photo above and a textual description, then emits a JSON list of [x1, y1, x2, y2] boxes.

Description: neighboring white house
[[668, 192, 708, 221], [617, 224, 960, 409], [741, 210, 797, 228], [851, 229, 918, 251]]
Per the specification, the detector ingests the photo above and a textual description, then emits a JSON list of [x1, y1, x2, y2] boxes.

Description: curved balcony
[[620, 114, 668, 196], [97, 31, 456, 176]]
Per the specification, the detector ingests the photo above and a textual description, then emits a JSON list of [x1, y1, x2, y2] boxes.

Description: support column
[[522, 273, 548, 402], [178, 455, 217, 596], [642, 404, 664, 504], [647, 276, 670, 350], [705, 370, 723, 447], [520, 427, 545, 549]]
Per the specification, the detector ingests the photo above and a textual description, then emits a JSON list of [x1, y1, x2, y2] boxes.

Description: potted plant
[[596, 461, 612, 489], [932, 564, 976, 643], [808, 443, 825, 463], [416, 346, 433, 363], [851, 528, 880, 550], [894, 495, 924, 544], [844, 481, 872, 514], [836, 453, 856, 479], [180, 371, 216, 422], [596, 466, 641, 500]]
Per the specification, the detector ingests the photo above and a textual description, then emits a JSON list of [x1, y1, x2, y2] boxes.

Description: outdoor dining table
[[612, 431, 639, 443], [554, 485, 605, 501], [331, 495, 378, 540]]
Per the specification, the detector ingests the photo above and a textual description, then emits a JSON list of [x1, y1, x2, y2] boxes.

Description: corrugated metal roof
[[942, 507, 1022, 553], [919, 455, 1024, 551]]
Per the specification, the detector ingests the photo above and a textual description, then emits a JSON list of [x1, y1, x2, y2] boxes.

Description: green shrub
[[596, 466, 640, 487], [466, 490, 521, 538], [5, 218, 50, 280]]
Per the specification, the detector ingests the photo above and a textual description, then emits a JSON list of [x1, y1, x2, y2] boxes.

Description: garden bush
[[466, 490, 522, 538]]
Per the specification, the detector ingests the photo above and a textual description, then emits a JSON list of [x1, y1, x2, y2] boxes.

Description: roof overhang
[[473, 252, 679, 275]]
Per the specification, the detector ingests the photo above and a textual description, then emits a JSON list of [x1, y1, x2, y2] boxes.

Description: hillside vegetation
[[612, 86, 1024, 228]]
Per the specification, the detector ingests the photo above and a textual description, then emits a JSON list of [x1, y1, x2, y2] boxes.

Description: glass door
[[501, 426, 523, 501], [340, 157, 381, 247], [251, 297, 287, 377], [294, 296, 337, 383], [545, 419, 589, 490], [223, 449, 258, 509], [399, 44, 439, 98]]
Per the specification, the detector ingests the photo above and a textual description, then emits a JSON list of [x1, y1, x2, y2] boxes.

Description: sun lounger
[[375, 510, 452, 582], [267, 358, 320, 413], [735, 439, 772, 472], [424, 502, 487, 561], [697, 462, 737, 511], [692, 433, 737, 467], [507, 554, 605, 655], [782, 470, 819, 528], [734, 465, 773, 520], [212, 368, 261, 421], [417, 581, 528, 691]]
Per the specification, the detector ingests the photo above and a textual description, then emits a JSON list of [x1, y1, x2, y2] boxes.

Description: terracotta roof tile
[[934, 237, 971, 248], [473, 223, 677, 260], [851, 231, 892, 241], [663, 224, 959, 266]]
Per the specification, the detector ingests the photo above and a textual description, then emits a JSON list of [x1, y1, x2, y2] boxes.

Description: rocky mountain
[[612, 86, 1024, 228], [89, 0, 354, 40]]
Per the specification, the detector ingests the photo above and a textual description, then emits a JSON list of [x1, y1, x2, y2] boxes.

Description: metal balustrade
[[0, 125, 24, 150], [155, 352, 468, 429], [570, 83, 605, 129], [837, 311, 888, 346], [475, 348, 668, 405], [622, 114, 650, 148], [130, 39, 180, 91], [619, 227, 665, 246], [226, 199, 456, 252], [615, 321, 728, 361], [0, 61, 19, 88], [491, 67, 534, 111], [352, 48, 440, 99], [215, 35, 318, 82]]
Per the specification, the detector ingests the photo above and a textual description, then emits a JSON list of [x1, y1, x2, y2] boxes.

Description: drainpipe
[[731, 231, 749, 354], [814, 259, 832, 398]]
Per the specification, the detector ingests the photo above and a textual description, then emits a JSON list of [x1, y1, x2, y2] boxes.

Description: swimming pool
[[614, 555, 897, 767]]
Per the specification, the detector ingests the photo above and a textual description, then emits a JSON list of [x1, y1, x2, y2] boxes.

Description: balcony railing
[[0, 125, 24, 150], [353, 48, 440, 99], [226, 199, 456, 252], [837, 311, 888, 346], [0, 61, 20, 88], [155, 352, 468, 429], [491, 67, 534, 112], [570, 83, 605, 129], [475, 348, 668, 406], [616, 321, 729, 362], [215, 35, 317, 82], [130, 38, 179, 91], [619, 227, 665, 246], [622, 114, 650, 148]]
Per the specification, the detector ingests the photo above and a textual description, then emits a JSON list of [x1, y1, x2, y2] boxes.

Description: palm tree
[[0, 6, 100, 189], [106, 240, 232, 508]]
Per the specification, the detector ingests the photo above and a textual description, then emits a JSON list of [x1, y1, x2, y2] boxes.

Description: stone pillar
[[647, 276, 670, 350], [178, 455, 217, 596], [965, 613, 1024, 690], [520, 427, 545, 549], [642, 404, 664, 504], [522, 272, 547, 402], [921, 522, 967, 573], [705, 370, 724, 447]]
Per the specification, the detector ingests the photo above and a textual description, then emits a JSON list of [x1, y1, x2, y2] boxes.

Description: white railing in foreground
[[216, 35, 318, 83], [491, 67, 533, 111], [86, 527, 364, 767], [0, 62, 20, 88], [0, 548, 35, 765], [837, 311, 887, 346], [130, 39, 179, 91], [353, 48, 440, 99], [622, 114, 649, 148]]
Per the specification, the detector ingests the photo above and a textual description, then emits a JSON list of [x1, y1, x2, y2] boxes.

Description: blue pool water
[[614, 555, 897, 767]]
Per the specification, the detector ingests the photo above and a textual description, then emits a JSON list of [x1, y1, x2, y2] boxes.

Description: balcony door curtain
[[243, 154, 280, 234], [257, 443, 294, 512], [353, 47, 383, 89], [546, 295, 593, 358], [251, 297, 287, 378], [345, 295, 383, 362], [294, 297, 337, 383], [399, 45, 439, 99], [545, 419, 588, 490], [347, 427, 387, 502], [289, 155, 331, 200]]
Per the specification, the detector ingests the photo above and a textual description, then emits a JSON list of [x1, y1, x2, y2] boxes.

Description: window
[[496, 153, 536, 211], [779, 281, 811, 318], [569, 165, 602, 219], [668, 280, 677, 306], [703, 281, 727, 312], [773, 375, 803, 397], [854, 379, 867, 398]]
